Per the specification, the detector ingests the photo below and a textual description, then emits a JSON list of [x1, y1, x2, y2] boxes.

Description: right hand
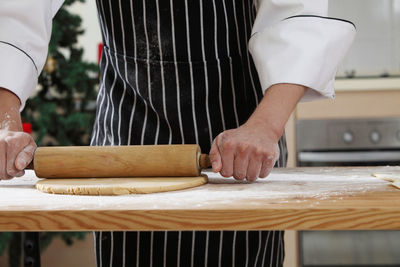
[[0, 130, 36, 180]]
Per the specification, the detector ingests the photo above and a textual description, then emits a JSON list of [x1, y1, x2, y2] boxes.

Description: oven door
[[296, 118, 400, 266], [298, 150, 400, 167]]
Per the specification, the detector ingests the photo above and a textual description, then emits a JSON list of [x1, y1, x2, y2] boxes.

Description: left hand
[[209, 119, 280, 181]]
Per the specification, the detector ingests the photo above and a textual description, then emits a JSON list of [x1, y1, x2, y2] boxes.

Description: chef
[[0, 0, 355, 266]]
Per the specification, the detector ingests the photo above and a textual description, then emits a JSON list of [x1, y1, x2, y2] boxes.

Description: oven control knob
[[343, 131, 354, 144], [370, 130, 381, 144]]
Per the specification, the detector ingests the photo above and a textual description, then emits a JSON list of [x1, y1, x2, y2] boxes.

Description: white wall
[[68, 1, 102, 63], [329, 0, 400, 77]]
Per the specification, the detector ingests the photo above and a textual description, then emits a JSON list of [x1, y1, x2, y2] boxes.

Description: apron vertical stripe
[[191, 231, 195, 267], [99, 232, 103, 267], [156, 0, 172, 144], [115, 0, 127, 146], [150, 231, 154, 267], [222, 0, 239, 127], [143, 0, 160, 144], [184, 0, 199, 145], [241, 0, 259, 106], [204, 231, 209, 267], [109, 232, 114, 267], [163, 231, 167, 267], [232, 231, 237, 267], [140, 0, 150, 145], [169, 0, 185, 144], [254, 231, 262, 267], [246, 231, 249, 267], [199, 0, 213, 145], [211, 0, 226, 132], [218, 231, 223, 267], [122, 232, 126, 266], [177, 232, 182, 267], [106, 0, 117, 146], [269, 232, 276, 267], [136, 232, 140, 267]]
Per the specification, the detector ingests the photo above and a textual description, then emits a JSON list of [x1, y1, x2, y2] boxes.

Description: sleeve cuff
[[249, 16, 356, 102], [0, 42, 38, 110]]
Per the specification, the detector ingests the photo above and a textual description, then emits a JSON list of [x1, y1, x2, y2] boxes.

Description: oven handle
[[298, 151, 400, 163]]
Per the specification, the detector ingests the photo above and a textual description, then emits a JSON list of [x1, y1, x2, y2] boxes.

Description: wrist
[[244, 113, 283, 142], [243, 83, 307, 142], [0, 88, 22, 131]]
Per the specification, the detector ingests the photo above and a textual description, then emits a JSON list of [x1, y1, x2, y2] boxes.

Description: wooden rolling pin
[[29, 145, 211, 178]]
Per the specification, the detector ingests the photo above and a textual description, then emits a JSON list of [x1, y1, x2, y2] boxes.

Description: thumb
[[209, 138, 222, 172]]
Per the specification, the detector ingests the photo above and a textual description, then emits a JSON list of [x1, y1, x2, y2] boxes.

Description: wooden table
[[1, 166, 400, 231]]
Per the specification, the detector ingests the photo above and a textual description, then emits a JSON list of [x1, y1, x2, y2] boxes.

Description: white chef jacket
[[0, 0, 355, 109]]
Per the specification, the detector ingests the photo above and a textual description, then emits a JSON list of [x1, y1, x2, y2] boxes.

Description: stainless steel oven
[[296, 118, 400, 266]]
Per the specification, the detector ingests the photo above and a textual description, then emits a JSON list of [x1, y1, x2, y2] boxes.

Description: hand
[[0, 87, 36, 180], [209, 83, 307, 181], [0, 130, 36, 180], [209, 119, 280, 181]]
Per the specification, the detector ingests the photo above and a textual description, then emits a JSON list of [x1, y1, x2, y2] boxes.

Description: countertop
[[1, 167, 400, 231], [334, 77, 400, 91]]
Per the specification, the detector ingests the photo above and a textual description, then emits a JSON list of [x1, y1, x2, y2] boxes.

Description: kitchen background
[[2, 0, 400, 266]]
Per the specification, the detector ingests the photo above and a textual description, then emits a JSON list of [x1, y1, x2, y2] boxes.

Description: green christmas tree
[[23, 0, 99, 146], [0, 0, 99, 266]]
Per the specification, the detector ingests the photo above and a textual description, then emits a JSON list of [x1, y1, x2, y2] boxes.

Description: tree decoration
[[0, 0, 99, 265]]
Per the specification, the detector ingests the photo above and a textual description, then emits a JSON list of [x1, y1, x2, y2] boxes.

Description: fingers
[[15, 142, 36, 170], [209, 139, 222, 173], [259, 157, 275, 178], [246, 152, 262, 182], [211, 129, 281, 182], [232, 144, 250, 180], [217, 133, 235, 177], [1, 131, 35, 180], [259, 145, 280, 178], [0, 138, 12, 180]]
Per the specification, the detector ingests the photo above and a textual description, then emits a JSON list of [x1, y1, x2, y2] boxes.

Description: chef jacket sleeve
[[249, 0, 356, 101], [0, 0, 64, 109]]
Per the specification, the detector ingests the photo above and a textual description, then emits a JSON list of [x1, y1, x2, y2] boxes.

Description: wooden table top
[[1, 167, 400, 231]]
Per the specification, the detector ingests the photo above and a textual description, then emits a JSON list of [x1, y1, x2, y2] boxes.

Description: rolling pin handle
[[199, 154, 211, 169]]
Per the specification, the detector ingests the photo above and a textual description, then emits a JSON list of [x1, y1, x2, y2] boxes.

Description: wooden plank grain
[[1, 207, 400, 231]]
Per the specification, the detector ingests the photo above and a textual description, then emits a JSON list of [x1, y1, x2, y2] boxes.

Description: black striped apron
[[91, 0, 287, 266]]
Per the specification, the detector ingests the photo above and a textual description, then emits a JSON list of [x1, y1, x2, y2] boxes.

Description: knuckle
[[209, 149, 219, 158], [24, 148, 35, 159], [4, 136, 17, 147], [237, 143, 250, 154], [253, 147, 265, 158], [222, 140, 235, 151]]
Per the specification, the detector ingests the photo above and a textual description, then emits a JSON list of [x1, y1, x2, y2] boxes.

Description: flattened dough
[[372, 173, 400, 190], [371, 173, 400, 182], [36, 176, 208, 195]]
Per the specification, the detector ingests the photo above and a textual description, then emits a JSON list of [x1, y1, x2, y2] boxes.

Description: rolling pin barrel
[[33, 145, 206, 178]]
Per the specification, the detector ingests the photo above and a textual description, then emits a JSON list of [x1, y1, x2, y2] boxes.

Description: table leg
[[23, 232, 41, 267]]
